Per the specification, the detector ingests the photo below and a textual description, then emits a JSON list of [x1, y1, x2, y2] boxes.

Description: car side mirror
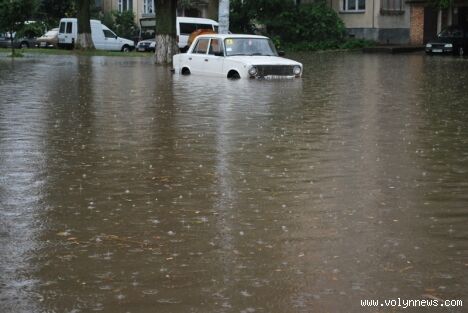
[[278, 51, 285, 56], [115, 35, 118, 39], [214, 52, 224, 57]]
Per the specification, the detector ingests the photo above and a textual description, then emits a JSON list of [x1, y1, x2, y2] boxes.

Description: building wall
[[331, 0, 411, 44], [100, 0, 218, 24]]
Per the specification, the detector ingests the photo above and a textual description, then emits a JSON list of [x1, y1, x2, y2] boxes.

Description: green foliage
[[112, 10, 137, 38], [0, 0, 38, 56], [0, 0, 39, 32], [284, 38, 375, 52], [38, 0, 75, 27], [102, 11, 116, 31], [8, 50, 24, 57], [230, 1, 350, 52], [17, 21, 45, 38], [428, 0, 452, 9]]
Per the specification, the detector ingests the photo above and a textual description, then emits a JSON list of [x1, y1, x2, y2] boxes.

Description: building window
[[143, 0, 154, 14], [118, 0, 133, 12], [342, 0, 365, 12], [380, 0, 404, 15]]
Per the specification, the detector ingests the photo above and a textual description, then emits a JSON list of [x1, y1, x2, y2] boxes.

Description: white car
[[173, 34, 303, 79]]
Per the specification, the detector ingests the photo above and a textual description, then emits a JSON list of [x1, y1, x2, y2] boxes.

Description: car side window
[[103, 29, 116, 38], [208, 39, 223, 56], [453, 30, 463, 38], [66, 22, 73, 34], [194, 38, 209, 54], [59, 22, 65, 33]]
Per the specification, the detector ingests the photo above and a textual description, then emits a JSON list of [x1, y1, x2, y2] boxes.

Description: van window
[[194, 38, 209, 54], [103, 29, 116, 38], [66, 22, 73, 34], [179, 23, 197, 35], [59, 22, 65, 33], [197, 24, 214, 31], [179, 22, 214, 35]]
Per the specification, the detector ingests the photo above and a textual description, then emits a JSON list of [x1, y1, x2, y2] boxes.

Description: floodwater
[[0, 52, 467, 313]]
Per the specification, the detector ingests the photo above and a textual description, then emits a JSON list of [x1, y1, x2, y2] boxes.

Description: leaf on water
[[422, 294, 443, 301], [399, 266, 413, 273]]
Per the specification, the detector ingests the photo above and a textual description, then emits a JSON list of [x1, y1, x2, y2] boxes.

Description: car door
[[103, 29, 119, 51], [190, 38, 210, 74], [205, 38, 225, 77]]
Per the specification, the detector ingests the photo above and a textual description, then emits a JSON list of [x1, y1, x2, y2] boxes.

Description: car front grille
[[256, 65, 295, 77], [431, 44, 445, 49]]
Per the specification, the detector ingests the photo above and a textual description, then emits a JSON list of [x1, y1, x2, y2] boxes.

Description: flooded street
[[1, 52, 467, 312]]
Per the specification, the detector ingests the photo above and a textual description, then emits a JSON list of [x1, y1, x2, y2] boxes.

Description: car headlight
[[444, 43, 453, 48], [248, 66, 258, 76], [293, 66, 302, 76], [426, 43, 432, 48]]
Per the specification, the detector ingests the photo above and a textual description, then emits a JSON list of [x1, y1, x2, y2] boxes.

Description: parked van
[[139, 16, 218, 52], [58, 18, 135, 51], [177, 17, 218, 52]]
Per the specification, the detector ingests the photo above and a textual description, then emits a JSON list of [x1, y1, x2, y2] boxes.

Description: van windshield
[[224, 38, 278, 56]]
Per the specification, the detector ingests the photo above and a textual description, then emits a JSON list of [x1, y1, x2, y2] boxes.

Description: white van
[[139, 16, 218, 52], [58, 18, 135, 51], [176, 17, 218, 52]]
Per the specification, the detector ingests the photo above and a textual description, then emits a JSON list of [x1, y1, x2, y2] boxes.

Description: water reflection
[[0, 53, 467, 313]]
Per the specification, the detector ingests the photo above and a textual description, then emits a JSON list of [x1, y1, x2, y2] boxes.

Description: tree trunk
[[76, 0, 95, 50], [9, 27, 15, 57], [207, 0, 219, 21], [218, 0, 229, 34], [155, 0, 178, 64]]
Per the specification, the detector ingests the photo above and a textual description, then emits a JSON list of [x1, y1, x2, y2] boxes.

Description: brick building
[[329, 0, 464, 44]]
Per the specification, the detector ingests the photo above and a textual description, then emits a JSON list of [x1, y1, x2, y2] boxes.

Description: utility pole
[[218, 0, 229, 34]]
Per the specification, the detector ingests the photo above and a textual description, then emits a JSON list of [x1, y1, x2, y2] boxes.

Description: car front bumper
[[425, 47, 453, 54]]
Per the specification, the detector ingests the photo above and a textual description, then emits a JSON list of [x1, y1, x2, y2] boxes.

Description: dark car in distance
[[136, 39, 155, 52], [0, 32, 37, 49], [425, 26, 468, 56]]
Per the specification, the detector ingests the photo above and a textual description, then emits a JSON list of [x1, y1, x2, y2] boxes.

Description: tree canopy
[[0, 0, 38, 32]]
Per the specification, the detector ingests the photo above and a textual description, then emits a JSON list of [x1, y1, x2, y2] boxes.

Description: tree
[[75, 0, 95, 50], [39, 0, 75, 27], [154, 0, 178, 64], [113, 10, 137, 39], [0, 0, 38, 56]]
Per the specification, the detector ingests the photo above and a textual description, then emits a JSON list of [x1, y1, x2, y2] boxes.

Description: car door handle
[[204, 59, 208, 62], [188, 57, 192, 60]]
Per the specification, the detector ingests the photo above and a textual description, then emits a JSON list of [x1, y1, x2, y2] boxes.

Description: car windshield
[[438, 27, 463, 38], [224, 38, 278, 56]]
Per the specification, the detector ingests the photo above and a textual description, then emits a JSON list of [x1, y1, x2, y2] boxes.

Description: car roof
[[178, 17, 218, 25], [196, 34, 269, 40]]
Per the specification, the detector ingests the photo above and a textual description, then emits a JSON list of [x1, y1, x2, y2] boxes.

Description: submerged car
[[172, 34, 303, 79], [425, 26, 468, 55], [37, 28, 59, 48], [136, 38, 155, 52]]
